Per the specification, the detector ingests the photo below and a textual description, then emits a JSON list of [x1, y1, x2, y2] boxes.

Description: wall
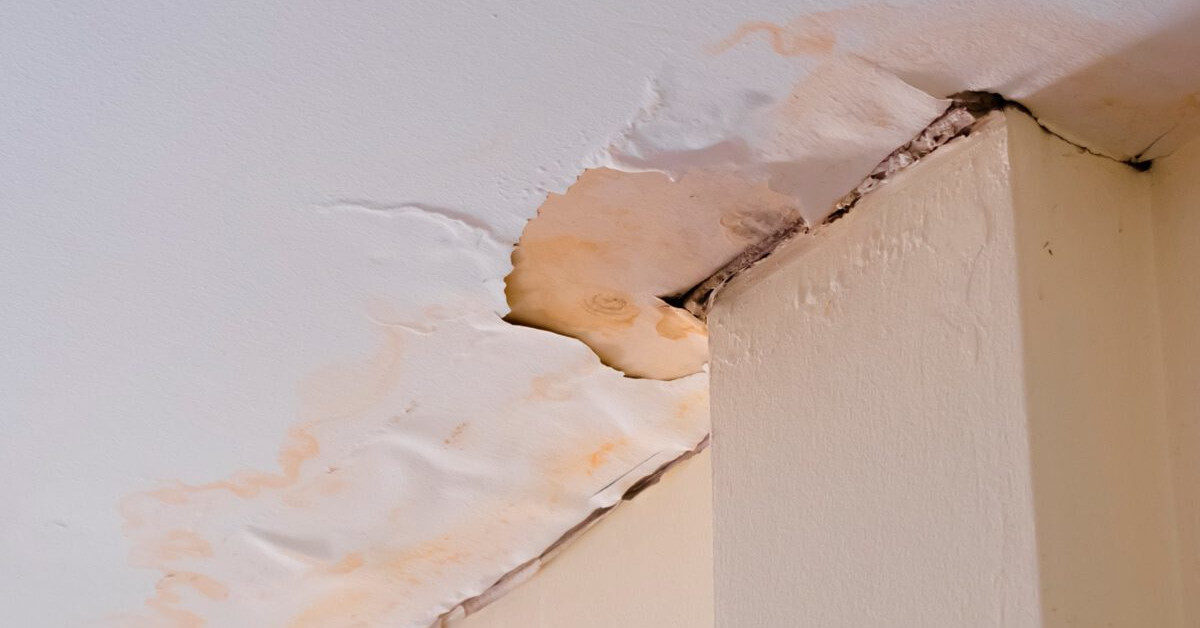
[[709, 111, 1186, 626], [710, 116, 1043, 627], [1007, 112, 1182, 627], [1151, 133, 1200, 628], [453, 450, 713, 628]]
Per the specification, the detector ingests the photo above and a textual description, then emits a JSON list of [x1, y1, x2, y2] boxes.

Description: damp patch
[[502, 167, 801, 380]]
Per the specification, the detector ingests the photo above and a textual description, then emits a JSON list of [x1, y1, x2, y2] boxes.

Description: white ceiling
[[4, 1, 1199, 625]]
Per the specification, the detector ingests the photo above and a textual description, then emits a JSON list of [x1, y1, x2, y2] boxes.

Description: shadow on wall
[[1012, 18, 1200, 622], [1008, 115, 1182, 625]]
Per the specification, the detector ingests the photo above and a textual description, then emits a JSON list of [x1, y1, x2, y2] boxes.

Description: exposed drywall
[[1151, 133, 1200, 627], [710, 111, 1184, 626], [451, 450, 713, 628]]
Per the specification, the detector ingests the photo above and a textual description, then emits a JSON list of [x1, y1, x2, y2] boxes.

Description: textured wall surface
[[710, 112, 1186, 626], [1006, 112, 1181, 628], [1151, 134, 1200, 628], [711, 117, 1042, 626]]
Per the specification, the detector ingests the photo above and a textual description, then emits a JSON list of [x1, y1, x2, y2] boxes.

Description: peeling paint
[[504, 167, 799, 380], [5, 1, 1200, 626], [680, 94, 1003, 316]]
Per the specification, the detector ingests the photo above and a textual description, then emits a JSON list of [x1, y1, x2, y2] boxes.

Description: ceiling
[[4, 0, 1199, 625]]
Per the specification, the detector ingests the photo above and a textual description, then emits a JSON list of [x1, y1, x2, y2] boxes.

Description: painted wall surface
[[710, 112, 1185, 626], [711, 116, 1042, 626], [1006, 112, 1181, 627], [4, 1, 1200, 625], [453, 450, 713, 628], [1151, 134, 1200, 628]]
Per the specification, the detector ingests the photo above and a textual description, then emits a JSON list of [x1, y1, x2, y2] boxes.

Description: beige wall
[[1152, 133, 1200, 628], [711, 115, 1043, 627], [711, 111, 1187, 626], [453, 450, 713, 628], [454, 113, 1199, 628], [1007, 112, 1182, 627]]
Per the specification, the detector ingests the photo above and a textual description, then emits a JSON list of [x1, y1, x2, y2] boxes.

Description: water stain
[[324, 552, 365, 576], [130, 530, 214, 567], [671, 390, 710, 431], [654, 305, 707, 341], [297, 327, 407, 424], [144, 425, 320, 504], [526, 374, 574, 402], [287, 534, 479, 627], [443, 422, 469, 448], [504, 167, 798, 380], [288, 588, 373, 628], [131, 327, 405, 506], [144, 572, 229, 628], [120, 326, 409, 625], [586, 438, 628, 475], [710, 18, 838, 56], [268, 380, 703, 628], [282, 470, 349, 509]]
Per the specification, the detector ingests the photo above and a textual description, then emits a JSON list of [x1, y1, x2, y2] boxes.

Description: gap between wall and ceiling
[[442, 90, 1155, 626]]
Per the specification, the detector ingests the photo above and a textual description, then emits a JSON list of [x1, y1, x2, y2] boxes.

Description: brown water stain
[[669, 390, 710, 431], [139, 328, 405, 506], [297, 327, 407, 424], [587, 438, 628, 475], [121, 326, 410, 625], [282, 385, 702, 628], [443, 422, 469, 448], [144, 571, 229, 628], [654, 305, 707, 341], [505, 236, 641, 335], [130, 530, 214, 567], [281, 469, 349, 509], [325, 552, 365, 576], [288, 588, 373, 628], [288, 535, 476, 627], [539, 431, 636, 487], [710, 18, 837, 56], [504, 167, 797, 380], [526, 375, 574, 402], [145, 425, 320, 504]]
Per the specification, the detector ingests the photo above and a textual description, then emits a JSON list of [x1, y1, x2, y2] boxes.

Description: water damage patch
[[503, 167, 800, 380], [501, 91, 1146, 377]]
